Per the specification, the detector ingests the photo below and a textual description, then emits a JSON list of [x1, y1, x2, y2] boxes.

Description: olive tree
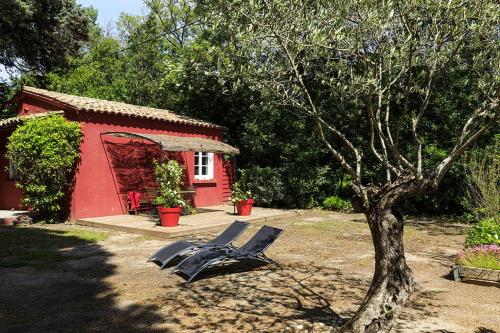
[[199, 0, 499, 332]]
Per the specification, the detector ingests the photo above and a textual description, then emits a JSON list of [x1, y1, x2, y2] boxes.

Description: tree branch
[[433, 108, 499, 186], [272, 30, 363, 185]]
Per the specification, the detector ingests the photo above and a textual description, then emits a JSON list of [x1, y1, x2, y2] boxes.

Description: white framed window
[[8, 160, 19, 181], [194, 152, 214, 180]]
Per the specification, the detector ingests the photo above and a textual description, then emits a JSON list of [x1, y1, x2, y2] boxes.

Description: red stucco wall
[[0, 95, 232, 220], [18, 99, 60, 115], [71, 111, 225, 219]]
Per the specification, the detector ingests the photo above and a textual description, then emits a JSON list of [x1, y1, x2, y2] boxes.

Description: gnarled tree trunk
[[339, 206, 415, 333]]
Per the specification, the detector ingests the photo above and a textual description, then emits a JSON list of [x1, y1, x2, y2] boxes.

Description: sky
[[77, 0, 147, 29], [1, 0, 146, 81]]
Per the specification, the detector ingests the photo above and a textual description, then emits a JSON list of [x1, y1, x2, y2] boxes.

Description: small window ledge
[[192, 179, 217, 185]]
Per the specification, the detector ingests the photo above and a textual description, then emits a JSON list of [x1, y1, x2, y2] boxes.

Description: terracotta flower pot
[[157, 206, 182, 227], [236, 198, 254, 216]]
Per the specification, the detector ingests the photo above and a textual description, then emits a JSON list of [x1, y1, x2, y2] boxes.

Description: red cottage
[[0, 86, 238, 220]]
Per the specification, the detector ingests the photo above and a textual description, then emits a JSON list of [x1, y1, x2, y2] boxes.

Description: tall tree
[[0, 0, 90, 74], [0, 0, 92, 107], [47, 35, 129, 102], [200, 0, 499, 332]]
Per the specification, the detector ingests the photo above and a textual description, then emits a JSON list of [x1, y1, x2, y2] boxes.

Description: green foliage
[[230, 181, 252, 204], [323, 196, 352, 211], [465, 218, 500, 248], [403, 145, 468, 215], [238, 167, 284, 207], [238, 104, 339, 208], [0, 0, 93, 107], [236, 165, 338, 208], [286, 166, 337, 208], [6, 115, 82, 221], [47, 36, 130, 101], [153, 160, 188, 208], [462, 136, 500, 221], [0, 0, 90, 72]]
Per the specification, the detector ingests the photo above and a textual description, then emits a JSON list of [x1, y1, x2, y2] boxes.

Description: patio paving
[[75, 205, 301, 239]]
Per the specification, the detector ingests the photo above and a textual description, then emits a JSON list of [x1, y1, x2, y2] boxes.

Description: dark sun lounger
[[147, 220, 250, 268], [172, 225, 284, 284]]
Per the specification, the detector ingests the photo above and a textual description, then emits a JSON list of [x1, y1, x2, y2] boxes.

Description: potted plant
[[230, 182, 254, 216], [153, 160, 188, 227]]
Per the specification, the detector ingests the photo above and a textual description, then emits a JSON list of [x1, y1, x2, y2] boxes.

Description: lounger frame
[[173, 226, 283, 284], [147, 221, 250, 268]]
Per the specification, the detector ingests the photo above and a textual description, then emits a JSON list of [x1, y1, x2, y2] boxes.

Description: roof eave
[[19, 89, 79, 113], [80, 107, 226, 130], [101, 131, 239, 155], [0, 111, 66, 129]]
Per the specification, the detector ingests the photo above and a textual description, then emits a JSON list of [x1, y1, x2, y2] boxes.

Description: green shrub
[[237, 165, 336, 208], [403, 144, 467, 215], [6, 115, 82, 222], [463, 135, 499, 221], [238, 167, 284, 207], [284, 165, 335, 209], [465, 218, 500, 248], [322, 195, 352, 211]]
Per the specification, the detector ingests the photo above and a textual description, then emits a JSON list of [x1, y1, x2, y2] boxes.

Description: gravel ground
[[0, 212, 498, 333]]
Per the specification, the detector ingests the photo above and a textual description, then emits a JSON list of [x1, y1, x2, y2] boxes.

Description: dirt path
[[0, 212, 498, 333]]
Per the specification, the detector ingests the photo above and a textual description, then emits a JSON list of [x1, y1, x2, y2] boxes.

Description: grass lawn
[[0, 226, 109, 268], [0, 213, 498, 333]]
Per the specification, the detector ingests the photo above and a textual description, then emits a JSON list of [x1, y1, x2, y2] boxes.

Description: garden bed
[[452, 265, 500, 283]]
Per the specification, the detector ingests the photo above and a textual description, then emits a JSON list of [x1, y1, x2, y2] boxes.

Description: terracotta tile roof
[[22, 86, 224, 129], [0, 111, 64, 128]]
